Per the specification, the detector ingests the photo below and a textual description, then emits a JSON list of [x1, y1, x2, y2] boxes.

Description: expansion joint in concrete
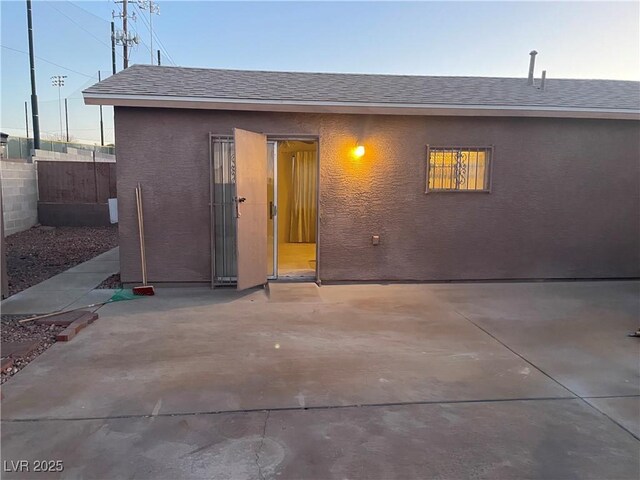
[[2, 396, 579, 424], [452, 308, 640, 443]]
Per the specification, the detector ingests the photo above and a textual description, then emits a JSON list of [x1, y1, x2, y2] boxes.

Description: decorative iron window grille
[[426, 146, 493, 193]]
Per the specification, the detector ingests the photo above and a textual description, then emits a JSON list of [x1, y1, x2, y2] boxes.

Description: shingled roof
[[83, 64, 640, 119]]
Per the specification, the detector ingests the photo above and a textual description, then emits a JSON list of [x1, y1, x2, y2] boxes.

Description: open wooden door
[[234, 128, 268, 290]]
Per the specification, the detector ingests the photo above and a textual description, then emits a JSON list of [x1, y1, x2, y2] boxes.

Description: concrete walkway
[[1, 281, 638, 479], [0, 247, 119, 315]]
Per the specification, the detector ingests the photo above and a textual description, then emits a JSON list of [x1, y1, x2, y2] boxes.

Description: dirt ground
[[4, 225, 118, 297]]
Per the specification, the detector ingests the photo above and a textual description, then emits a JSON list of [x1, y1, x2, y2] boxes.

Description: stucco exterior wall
[[115, 107, 640, 283]]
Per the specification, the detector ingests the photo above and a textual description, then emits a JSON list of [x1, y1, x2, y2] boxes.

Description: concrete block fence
[[0, 160, 38, 236]]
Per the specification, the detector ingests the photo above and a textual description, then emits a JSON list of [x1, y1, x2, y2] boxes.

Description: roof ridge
[[123, 64, 640, 83]]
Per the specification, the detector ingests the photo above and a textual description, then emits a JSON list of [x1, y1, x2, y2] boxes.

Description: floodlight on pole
[[51, 75, 67, 140]]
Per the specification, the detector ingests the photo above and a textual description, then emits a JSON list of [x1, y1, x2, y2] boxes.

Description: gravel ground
[[5, 225, 118, 297], [1, 314, 64, 385], [97, 273, 122, 289], [2, 226, 117, 385]]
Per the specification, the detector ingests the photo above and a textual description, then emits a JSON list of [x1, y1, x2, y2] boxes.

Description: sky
[[1, 1, 639, 145]]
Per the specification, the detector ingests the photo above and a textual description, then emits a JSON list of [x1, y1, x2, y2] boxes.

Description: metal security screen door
[[209, 132, 275, 289]]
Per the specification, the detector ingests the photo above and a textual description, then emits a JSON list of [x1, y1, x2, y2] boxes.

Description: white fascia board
[[83, 93, 640, 120]]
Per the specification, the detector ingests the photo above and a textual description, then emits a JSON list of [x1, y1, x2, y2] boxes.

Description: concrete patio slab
[[585, 396, 640, 438], [1, 400, 638, 480], [1, 287, 571, 420], [1, 281, 638, 479], [62, 288, 119, 311], [430, 281, 640, 397], [268, 282, 323, 303], [1, 412, 267, 480], [264, 400, 639, 480], [0, 289, 90, 315]]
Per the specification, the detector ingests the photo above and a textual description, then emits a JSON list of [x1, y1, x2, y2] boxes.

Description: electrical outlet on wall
[[372, 235, 380, 246]]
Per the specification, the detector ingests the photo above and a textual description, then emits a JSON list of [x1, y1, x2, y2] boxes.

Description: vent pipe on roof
[[528, 50, 538, 86], [540, 70, 547, 90]]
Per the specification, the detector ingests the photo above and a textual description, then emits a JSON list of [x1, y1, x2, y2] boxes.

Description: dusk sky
[[1, 1, 639, 144]]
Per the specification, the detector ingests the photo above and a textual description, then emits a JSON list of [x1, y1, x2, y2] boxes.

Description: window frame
[[425, 145, 494, 194]]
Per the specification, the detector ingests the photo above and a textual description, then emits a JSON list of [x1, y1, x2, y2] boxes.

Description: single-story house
[[83, 60, 640, 289]]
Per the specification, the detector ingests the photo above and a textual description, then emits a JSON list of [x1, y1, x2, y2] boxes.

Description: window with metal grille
[[426, 146, 493, 192]]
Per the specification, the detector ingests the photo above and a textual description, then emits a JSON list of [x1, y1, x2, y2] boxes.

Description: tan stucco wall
[[115, 107, 640, 283]]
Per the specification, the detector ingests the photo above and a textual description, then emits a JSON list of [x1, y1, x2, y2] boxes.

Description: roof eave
[[83, 93, 640, 120]]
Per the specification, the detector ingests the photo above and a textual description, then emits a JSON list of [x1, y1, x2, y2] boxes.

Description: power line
[[150, 25, 175, 65], [1, 45, 96, 78], [63, 77, 101, 99], [47, 3, 110, 48], [127, 8, 154, 58], [136, 0, 160, 64], [47, 2, 124, 61], [64, 0, 111, 23], [133, 1, 175, 65]]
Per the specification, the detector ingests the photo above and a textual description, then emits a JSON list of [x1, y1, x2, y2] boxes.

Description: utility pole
[[51, 75, 66, 141], [122, 0, 128, 68], [24, 102, 29, 138], [138, 0, 159, 64], [113, 1, 138, 70], [64, 98, 69, 142], [26, 0, 40, 150], [111, 21, 117, 75], [157, 49, 161, 66], [98, 71, 105, 146]]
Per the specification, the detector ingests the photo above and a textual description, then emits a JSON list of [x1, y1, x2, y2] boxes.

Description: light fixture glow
[[354, 145, 365, 158]]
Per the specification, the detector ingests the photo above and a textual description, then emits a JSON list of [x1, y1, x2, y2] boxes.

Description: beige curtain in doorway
[[289, 151, 317, 243]]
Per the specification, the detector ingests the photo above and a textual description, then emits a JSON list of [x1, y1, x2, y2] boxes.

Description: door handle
[[269, 201, 277, 219], [235, 196, 245, 218]]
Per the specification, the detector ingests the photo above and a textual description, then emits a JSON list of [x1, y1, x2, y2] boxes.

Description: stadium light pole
[[51, 75, 67, 140]]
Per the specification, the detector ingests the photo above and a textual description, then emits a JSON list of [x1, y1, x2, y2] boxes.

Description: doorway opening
[[210, 133, 317, 289], [271, 140, 318, 279]]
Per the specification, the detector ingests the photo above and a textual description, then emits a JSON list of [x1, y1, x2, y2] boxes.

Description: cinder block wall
[[0, 160, 38, 236]]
